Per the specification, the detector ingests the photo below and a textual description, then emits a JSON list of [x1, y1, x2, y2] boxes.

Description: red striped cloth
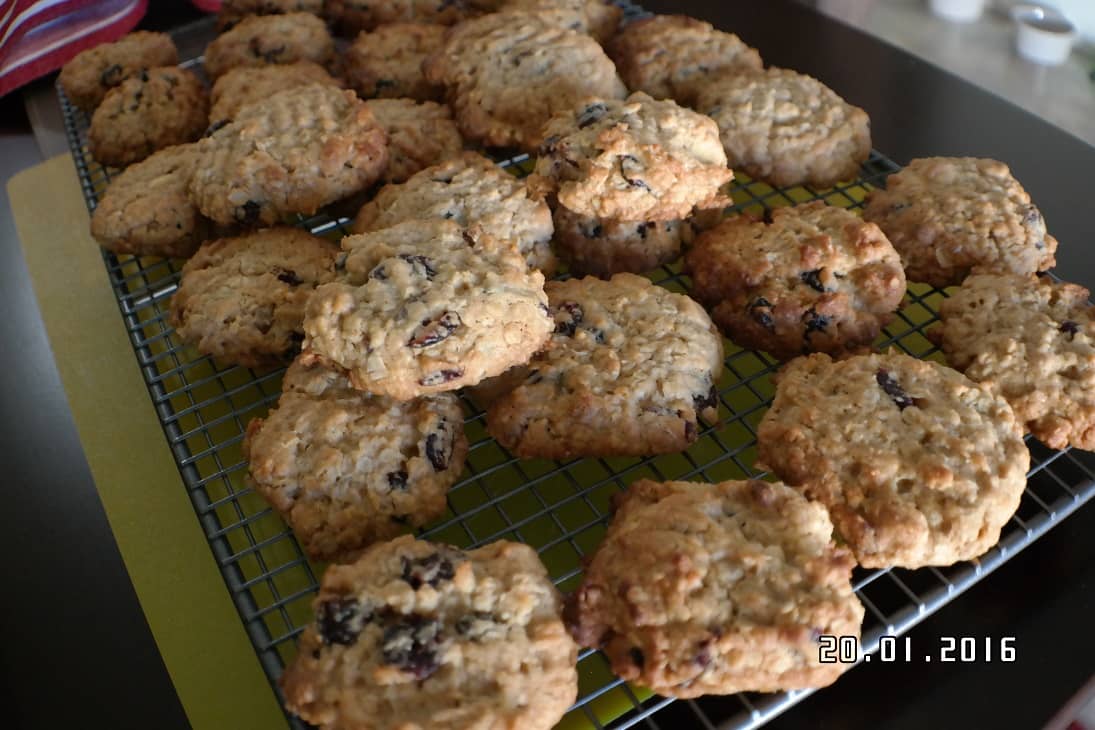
[[0, 0, 222, 99]]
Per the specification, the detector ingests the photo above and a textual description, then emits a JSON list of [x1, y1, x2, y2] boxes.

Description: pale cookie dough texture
[[303, 219, 552, 400], [863, 157, 1057, 288], [202, 12, 335, 80], [607, 14, 762, 105], [530, 92, 733, 221], [169, 227, 339, 368], [243, 358, 467, 562], [352, 152, 557, 275], [695, 67, 871, 189], [423, 10, 627, 151], [938, 273, 1095, 450], [60, 31, 179, 112], [90, 143, 209, 259], [685, 201, 906, 360], [281, 535, 578, 730], [486, 273, 724, 459], [568, 478, 864, 697], [189, 84, 389, 227], [757, 352, 1029, 569]]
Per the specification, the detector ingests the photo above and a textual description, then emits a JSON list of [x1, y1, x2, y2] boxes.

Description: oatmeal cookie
[[324, 0, 473, 36], [169, 227, 339, 367], [59, 31, 178, 112], [352, 152, 556, 274], [88, 67, 208, 167], [606, 15, 762, 105], [529, 92, 733, 221], [756, 352, 1030, 568], [343, 22, 446, 101], [496, 0, 623, 43], [216, 0, 323, 30], [863, 157, 1057, 288], [90, 143, 208, 258], [363, 99, 464, 184], [202, 12, 335, 79], [695, 67, 871, 189], [208, 61, 339, 124], [937, 273, 1095, 450], [423, 10, 626, 151], [189, 84, 388, 227], [281, 535, 578, 730], [486, 273, 724, 459], [303, 219, 552, 400], [552, 206, 684, 277], [685, 202, 906, 360], [243, 358, 467, 562], [568, 478, 864, 697]]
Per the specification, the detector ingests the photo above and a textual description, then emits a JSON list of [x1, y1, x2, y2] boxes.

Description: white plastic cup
[[928, 0, 986, 23], [1012, 6, 1078, 66]]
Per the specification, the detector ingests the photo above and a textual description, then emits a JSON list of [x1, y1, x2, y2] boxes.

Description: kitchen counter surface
[[1, 1, 1092, 728]]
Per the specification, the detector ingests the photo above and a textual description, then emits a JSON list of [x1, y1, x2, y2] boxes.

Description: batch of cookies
[[60, 0, 1094, 727]]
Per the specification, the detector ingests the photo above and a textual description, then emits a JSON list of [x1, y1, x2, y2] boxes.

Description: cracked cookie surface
[[169, 227, 339, 367], [863, 157, 1057, 288], [685, 202, 906, 360], [757, 352, 1029, 568], [303, 219, 552, 400], [568, 478, 863, 697], [937, 273, 1095, 450], [530, 92, 733, 221], [244, 358, 467, 562], [486, 273, 724, 459], [281, 535, 578, 730]]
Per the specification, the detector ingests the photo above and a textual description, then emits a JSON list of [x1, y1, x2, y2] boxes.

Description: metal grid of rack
[[59, 57, 1095, 730]]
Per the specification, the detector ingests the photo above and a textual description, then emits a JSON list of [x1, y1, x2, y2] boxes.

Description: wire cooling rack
[[59, 52, 1095, 730]]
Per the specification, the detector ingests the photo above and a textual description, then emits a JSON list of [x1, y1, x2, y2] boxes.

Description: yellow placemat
[[8, 154, 286, 730]]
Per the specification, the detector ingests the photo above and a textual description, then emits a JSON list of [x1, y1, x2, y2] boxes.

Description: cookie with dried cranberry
[[324, 0, 473, 36], [552, 206, 684, 277], [88, 67, 208, 167], [169, 227, 339, 367], [90, 143, 208, 258], [606, 15, 762, 105], [756, 351, 1029, 568], [937, 273, 1095, 450], [364, 98, 464, 183], [302, 219, 552, 400], [344, 22, 447, 101], [352, 152, 556, 274], [486, 273, 724, 459], [189, 84, 388, 227], [695, 67, 871, 189], [529, 92, 733, 221], [423, 10, 626, 151], [243, 358, 467, 562], [568, 478, 864, 697], [282, 535, 577, 729], [202, 12, 335, 79], [208, 61, 340, 124], [863, 157, 1057, 288], [59, 31, 178, 112], [685, 201, 906, 360], [216, 0, 323, 31]]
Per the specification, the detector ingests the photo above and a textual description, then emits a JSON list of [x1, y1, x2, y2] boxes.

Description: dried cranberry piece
[[1060, 320, 1080, 339], [619, 154, 651, 191], [100, 64, 124, 87], [539, 134, 561, 156], [408, 312, 462, 348], [800, 269, 826, 293], [876, 368, 915, 410], [693, 384, 718, 415], [401, 553, 455, 590], [425, 421, 454, 471], [276, 268, 302, 286], [234, 200, 262, 225], [748, 297, 775, 332], [419, 368, 464, 386], [380, 615, 443, 680], [577, 102, 608, 128], [802, 308, 829, 337], [318, 597, 368, 646], [553, 302, 583, 336], [387, 470, 408, 491], [629, 647, 645, 668]]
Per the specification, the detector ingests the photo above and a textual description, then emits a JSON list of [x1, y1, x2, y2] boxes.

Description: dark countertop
[[1, 1, 1091, 728]]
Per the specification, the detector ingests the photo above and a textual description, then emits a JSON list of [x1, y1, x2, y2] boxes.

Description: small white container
[[1012, 5, 1078, 66], [928, 0, 985, 23]]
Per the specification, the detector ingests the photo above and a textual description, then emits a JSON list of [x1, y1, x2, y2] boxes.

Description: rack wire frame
[[58, 71, 1095, 730]]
